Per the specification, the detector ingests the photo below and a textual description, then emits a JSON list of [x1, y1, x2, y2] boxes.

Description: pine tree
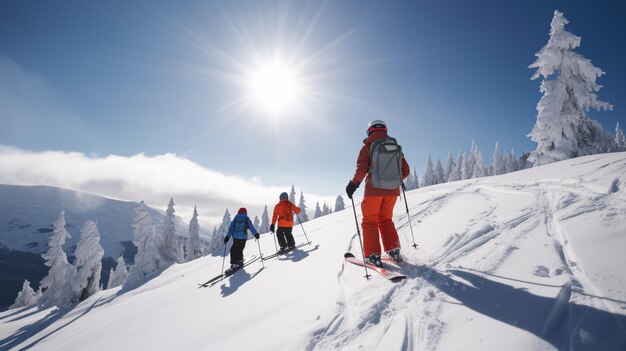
[[260, 205, 270, 233], [289, 184, 297, 204], [421, 154, 436, 187], [10, 280, 38, 309], [444, 152, 455, 182], [434, 158, 445, 184], [208, 208, 231, 252], [298, 191, 309, 222], [616, 122, 626, 151], [72, 220, 104, 301], [253, 216, 260, 231], [472, 151, 486, 178], [107, 256, 129, 289], [506, 149, 519, 173], [39, 211, 77, 308], [529, 10, 613, 166], [314, 201, 322, 219], [334, 195, 345, 212], [160, 198, 182, 263], [492, 142, 505, 175], [127, 201, 162, 285], [451, 150, 463, 182], [186, 206, 204, 261]]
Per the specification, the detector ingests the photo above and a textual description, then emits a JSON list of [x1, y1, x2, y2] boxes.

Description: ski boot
[[387, 248, 403, 262], [365, 253, 383, 268], [225, 262, 243, 274]]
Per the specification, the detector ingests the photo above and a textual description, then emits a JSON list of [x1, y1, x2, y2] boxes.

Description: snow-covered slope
[[1, 153, 625, 350], [0, 184, 211, 259]]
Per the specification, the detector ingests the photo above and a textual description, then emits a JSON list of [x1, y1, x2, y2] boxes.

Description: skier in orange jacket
[[346, 120, 410, 268], [271, 192, 302, 251]]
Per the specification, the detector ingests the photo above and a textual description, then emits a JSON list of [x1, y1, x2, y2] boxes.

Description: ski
[[344, 253, 407, 282], [198, 255, 259, 288], [262, 241, 311, 261]]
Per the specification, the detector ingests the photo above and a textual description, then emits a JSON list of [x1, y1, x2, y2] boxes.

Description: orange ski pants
[[361, 196, 400, 257]]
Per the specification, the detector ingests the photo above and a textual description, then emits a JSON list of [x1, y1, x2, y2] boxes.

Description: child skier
[[270, 192, 302, 251], [345, 120, 410, 268], [223, 207, 260, 272]]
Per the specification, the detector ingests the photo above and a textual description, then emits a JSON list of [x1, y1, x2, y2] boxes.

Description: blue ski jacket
[[226, 213, 259, 240]]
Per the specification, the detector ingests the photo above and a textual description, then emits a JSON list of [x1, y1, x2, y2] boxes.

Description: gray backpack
[[369, 137, 403, 189]]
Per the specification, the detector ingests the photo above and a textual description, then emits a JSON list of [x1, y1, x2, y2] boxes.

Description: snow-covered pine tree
[[72, 220, 104, 301], [461, 151, 474, 180], [39, 211, 77, 308], [616, 122, 626, 151], [160, 198, 182, 263], [260, 205, 270, 233], [434, 158, 445, 184], [421, 154, 436, 187], [506, 149, 519, 173], [314, 201, 323, 219], [472, 151, 486, 178], [322, 203, 329, 216], [298, 191, 309, 222], [444, 152, 455, 182], [253, 216, 260, 231], [334, 195, 345, 212], [107, 256, 129, 289], [186, 206, 204, 261], [528, 10, 613, 166], [10, 280, 38, 309], [127, 201, 162, 285], [289, 184, 296, 204], [463, 140, 478, 178], [492, 142, 506, 175], [208, 208, 231, 252], [451, 151, 464, 182]]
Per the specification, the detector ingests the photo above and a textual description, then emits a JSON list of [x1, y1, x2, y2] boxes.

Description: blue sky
[[1, 0, 625, 221]]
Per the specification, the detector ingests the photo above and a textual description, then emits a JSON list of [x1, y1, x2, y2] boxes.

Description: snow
[[1, 152, 626, 350]]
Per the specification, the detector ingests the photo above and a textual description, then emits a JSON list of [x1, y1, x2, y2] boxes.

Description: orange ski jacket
[[351, 130, 410, 197], [272, 199, 301, 228]]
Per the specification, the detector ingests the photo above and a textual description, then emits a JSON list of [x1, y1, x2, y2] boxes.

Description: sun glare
[[249, 62, 302, 114]]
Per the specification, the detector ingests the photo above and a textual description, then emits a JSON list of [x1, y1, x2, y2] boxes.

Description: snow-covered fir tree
[[209, 208, 231, 252], [297, 191, 309, 222], [322, 203, 329, 216], [472, 151, 487, 178], [127, 201, 162, 284], [107, 256, 129, 289], [253, 216, 260, 231], [444, 152, 455, 182], [492, 142, 506, 175], [616, 122, 626, 151], [334, 195, 345, 212], [39, 211, 77, 308], [72, 220, 104, 301], [185, 206, 204, 262], [421, 154, 436, 187], [461, 152, 473, 180], [260, 205, 270, 233], [314, 201, 323, 219], [160, 198, 182, 263], [506, 150, 519, 173], [10, 280, 38, 309], [450, 151, 463, 182], [528, 10, 613, 166], [434, 159, 445, 185], [289, 184, 297, 204]]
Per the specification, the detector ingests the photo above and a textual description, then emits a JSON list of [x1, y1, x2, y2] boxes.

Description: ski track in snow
[[310, 156, 626, 351]]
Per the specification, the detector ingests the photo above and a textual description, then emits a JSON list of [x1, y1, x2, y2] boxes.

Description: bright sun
[[249, 62, 302, 114]]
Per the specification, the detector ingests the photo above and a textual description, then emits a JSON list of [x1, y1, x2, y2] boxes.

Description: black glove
[[254, 233, 260, 239], [346, 181, 359, 199], [270, 224, 275, 233], [223, 236, 229, 244]]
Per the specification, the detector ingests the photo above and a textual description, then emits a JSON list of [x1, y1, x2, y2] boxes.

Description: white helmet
[[367, 120, 387, 135]]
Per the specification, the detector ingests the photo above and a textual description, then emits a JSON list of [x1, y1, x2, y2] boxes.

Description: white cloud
[[0, 145, 337, 226]]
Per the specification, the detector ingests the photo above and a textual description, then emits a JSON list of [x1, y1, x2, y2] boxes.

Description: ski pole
[[219, 243, 228, 283], [350, 197, 371, 280], [296, 214, 311, 245], [256, 237, 265, 268], [401, 182, 418, 248]]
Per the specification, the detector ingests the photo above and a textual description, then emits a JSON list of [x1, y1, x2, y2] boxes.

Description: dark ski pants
[[229, 238, 247, 264], [276, 227, 295, 248]]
